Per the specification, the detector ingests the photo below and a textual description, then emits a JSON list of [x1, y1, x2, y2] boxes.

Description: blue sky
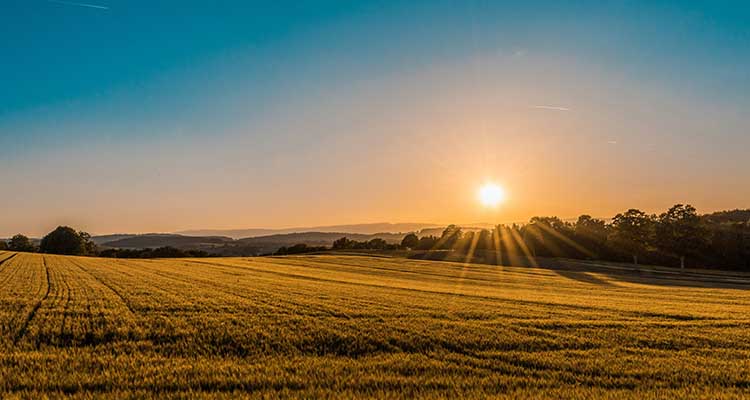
[[1, 1, 749, 235]]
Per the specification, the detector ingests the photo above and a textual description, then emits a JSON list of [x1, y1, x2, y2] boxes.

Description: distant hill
[[100, 234, 233, 249], [91, 234, 139, 245], [215, 232, 406, 256], [97, 231, 407, 256], [176, 223, 440, 239]]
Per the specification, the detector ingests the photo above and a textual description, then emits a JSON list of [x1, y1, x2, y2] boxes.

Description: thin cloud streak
[[47, 0, 109, 10], [532, 105, 570, 111]]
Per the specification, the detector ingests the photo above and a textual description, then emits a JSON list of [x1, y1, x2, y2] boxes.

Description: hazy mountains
[[176, 223, 441, 239], [90, 223, 442, 255], [95, 231, 406, 256]]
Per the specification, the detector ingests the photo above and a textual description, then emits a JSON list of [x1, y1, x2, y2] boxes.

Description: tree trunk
[[680, 255, 685, 270], [633, 254, 638, 265]]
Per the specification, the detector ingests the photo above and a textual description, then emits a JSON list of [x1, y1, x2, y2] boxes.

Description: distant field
[[0, 251, 749, 399]]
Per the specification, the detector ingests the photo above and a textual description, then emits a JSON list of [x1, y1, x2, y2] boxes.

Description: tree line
[[2, 205, 748, 269], [0, 227, 97, 255], [0, 226, 212, 259], [405, 204, 748, 270], [324, 205, 749, 270]]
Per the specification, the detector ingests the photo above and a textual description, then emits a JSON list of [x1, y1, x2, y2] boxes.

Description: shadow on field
[[407, 251, 750, 290], [551, 269, 617, 288]]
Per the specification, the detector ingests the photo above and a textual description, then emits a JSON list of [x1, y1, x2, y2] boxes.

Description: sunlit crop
[[0, 250, 748, 398]]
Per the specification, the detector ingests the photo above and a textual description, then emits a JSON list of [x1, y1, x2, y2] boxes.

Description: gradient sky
[[2, 0, 749, 236]]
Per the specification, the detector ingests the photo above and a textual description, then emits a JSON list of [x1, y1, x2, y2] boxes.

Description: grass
[[0, 250, 749, 398]]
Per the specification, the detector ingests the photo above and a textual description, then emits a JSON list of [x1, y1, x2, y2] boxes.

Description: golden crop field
[[0, 250, 749, 399]]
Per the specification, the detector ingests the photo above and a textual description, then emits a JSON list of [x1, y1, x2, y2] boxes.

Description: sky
[[1, 0, 749, 236]]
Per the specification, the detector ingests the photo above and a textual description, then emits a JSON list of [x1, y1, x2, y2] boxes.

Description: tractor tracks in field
[[58, 267, 74, 340], [0, 253, 19, 288], [0, 253, 17, 269], [67, 259, 137, 316], [13, 256, 51, 345]]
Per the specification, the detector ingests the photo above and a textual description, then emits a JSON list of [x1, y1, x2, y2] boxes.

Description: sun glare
[[478, 183, 505, 207]]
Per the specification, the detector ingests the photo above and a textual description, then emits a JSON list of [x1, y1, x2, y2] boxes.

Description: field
[[0, 251, 749, 398]]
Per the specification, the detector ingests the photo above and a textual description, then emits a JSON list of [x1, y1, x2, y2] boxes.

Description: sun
[[478, 183, 506, 207]]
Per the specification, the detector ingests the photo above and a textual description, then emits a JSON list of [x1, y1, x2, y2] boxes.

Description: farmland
[[0, 251, 749, 398]]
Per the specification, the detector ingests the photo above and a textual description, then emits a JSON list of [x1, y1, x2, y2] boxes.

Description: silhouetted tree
[[40, 226, 92, 255], [574, 215, 609, 258], [400, 233, 419, 249], [474, 229, 494, 251], [78, 231, 98, 255], [438, 225, 462, 250], [274, 243, 327, 255], [609, 209, 654, 265], [525, 217, 576, 257], [655, 204, 707, 269], [367, 238, 388, 250], [332, 237, 352, 250], [0, 240, 7, 251], [416, 235, 438, 250], [8, 234, 36, 252], [99, 246, 212, 258]]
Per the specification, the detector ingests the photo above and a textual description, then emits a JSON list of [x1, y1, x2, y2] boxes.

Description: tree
[[367, 238, 388, 250], [400, 233, 419, 249], [78, 231, 98, 255], [609, 209, 654, 265], [474, 229, 492, 251], [655, 204, 707, 269], [526, 216, 576, 257], [438, 225, 462, 250], [574, 215, 608, 258], [416, 236, 438, 250], [40, 226, 88, 255], [332, 237, 352, 250], [0, 240, 7, 251], [8, 234, 36, 252]]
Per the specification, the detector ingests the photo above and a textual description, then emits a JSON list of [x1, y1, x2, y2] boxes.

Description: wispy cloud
[[47, 0, 109, 10], [607, 140, 618, 145], [532, 105, 570, 111]]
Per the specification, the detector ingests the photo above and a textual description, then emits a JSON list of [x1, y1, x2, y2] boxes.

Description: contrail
[[532, 105, 570, 111], [47, 0, 109, 10]]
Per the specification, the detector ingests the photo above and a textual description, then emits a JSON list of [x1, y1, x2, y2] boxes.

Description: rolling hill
[[96, 232, 407, 255], [176, 222, 441, 239]]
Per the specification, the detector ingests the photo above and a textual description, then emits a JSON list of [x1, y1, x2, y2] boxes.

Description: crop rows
[[0, 250, 749, 398]]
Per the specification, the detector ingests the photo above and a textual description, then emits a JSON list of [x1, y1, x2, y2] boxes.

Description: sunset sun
[[478, 183, 506, 207]]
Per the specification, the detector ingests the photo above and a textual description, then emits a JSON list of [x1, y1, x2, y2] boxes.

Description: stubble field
[[0, 250, 748, 399]]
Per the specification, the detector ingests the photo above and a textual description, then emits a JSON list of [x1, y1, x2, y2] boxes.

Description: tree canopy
[[8, 234, 36, 252], [39, 226, 97, 256]]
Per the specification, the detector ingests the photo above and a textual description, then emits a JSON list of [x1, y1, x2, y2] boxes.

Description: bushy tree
[[655, 204, 707, 269], [609, 209, 654, 265], [524, 217, 577, 258], [367, 238, 388, 250], [332, 237, 352, 250], [8, 234, 36, 252], [0, 240, 7, 250], [400, 233, 419, 249], [574, 215, 609, 258], [39, 226, 96, 255], [416, 236, 438, 250], [438, 225, 462, 250]]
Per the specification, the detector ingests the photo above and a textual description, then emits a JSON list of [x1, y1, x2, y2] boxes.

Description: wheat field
[[0, 250, 748, 399]]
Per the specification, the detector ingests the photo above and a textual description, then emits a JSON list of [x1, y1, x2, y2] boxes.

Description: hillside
[[99, 234, 233, 249], [1, 251, 749, 398], [177, 222, 440, 239], [98, 231, 407, 256], [215, 231, 406, 255]]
